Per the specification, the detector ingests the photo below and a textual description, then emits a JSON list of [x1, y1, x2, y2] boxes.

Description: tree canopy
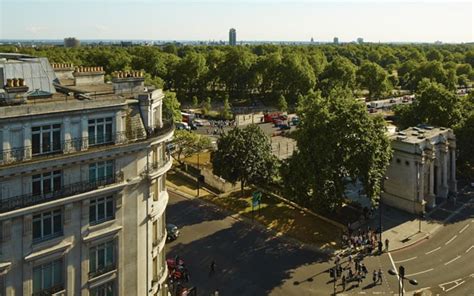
[[281, 89, 392, 211], [211, 124, 277, 195]]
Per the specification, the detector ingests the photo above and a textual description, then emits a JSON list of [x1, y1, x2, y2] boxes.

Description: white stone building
[[382, 126, 457, 214], [0, 55, 173, 296]]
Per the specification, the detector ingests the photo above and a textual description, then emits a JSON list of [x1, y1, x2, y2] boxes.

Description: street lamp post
[[379, 177, 389, 243], [388, 266, 418, 296]]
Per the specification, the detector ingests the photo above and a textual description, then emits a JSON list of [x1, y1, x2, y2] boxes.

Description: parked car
[[176, 122, 191, 131], [389, 99, 396, 103], [279, 124, 291, 130], [167, 224, 180, 241], [273, 119, 283, 127], [291, 116, 300, 125]]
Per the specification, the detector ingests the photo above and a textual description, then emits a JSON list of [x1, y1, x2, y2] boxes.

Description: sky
[[0, 0, 473, 43]]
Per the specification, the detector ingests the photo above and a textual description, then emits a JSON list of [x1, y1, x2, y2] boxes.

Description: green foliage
[[202, 97, 212, 115], [319, 56, 357, 96], [211, 124, 277, 195], [221, 97, 233, 120], [173, 130, 212, 163], [455, 111, 474, 177], [278, 95, 288, 112], [163, 91, 182, 123], [282, 89, 392, 211], [356, 62, 391, 99], [192, 96, 199, 108]]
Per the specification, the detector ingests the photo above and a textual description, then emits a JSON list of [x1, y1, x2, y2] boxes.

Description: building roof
[[0, 56, 57, 94], [390, 125, 455, 154]]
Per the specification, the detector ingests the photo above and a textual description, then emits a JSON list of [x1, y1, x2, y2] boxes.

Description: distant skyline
[[1, 1, 473, 43]]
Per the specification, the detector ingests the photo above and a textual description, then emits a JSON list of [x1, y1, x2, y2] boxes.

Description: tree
[[356, 62, 391, 99], [221, 97, 233, 120], [173, 130, 212, 163], [163, 91, 182, 122], [192, 96, 199, 108], [211, 124, 277, 195], [455, 111, 474, 177], [202, 97, 212, 116], [319, 57, 357, 96], [282, 89, 392, 211], [278, 94, 288, 112]]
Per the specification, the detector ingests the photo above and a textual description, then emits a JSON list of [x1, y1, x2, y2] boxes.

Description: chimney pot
[[13, 78, 19, 87], [6, 79, 13, 87], [19, 78, 25, 86]]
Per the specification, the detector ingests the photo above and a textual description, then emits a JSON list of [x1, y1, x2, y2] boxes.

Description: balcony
[[0, 118, 174, 167], [32, 284, 64, 296], [88, 263, 116, 279], [0, 174, 123, 213], [142, 154, 172, 177]]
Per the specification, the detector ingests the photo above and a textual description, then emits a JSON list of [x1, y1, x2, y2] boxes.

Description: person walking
[[373, 270, 377, 285], [378, 268, 383, 284], [209, 261, 216, 276], [342, 275, 346, 291], [385, 238, 390, 252]]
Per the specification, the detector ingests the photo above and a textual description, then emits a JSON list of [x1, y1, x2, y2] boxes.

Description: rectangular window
[[32, 124, 61, 156], [89, 240, 116, 278], [32, 171, 62, 196], [32, 259, 63, 295], [153, 256, 158, 281], [153, 220, 158, 244], [89, 196, 114, 225], [32, 209, 63, 243], [90, 280, 115, 296], [89, 160, 114, 184], [88, 118, 113, 146]]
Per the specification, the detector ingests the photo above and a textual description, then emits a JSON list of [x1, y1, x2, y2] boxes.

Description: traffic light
[[399, 266, 405, 278]]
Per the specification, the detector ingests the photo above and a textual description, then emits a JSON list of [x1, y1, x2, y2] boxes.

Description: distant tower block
[[229, 28, 237, 46], [333, 37, 339, 44]]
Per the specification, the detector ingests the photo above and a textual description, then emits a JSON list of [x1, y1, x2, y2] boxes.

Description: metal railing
[[32, 284, 64, 296], [0, 174, 123, 213], [142, 153, 171, 177], [0, 119, 174, 167], [88, 263, 116, 279]]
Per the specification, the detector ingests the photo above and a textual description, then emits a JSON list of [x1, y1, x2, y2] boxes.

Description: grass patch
[[202, 189, 341, 249], [166, 171, 212, 198], [182, 152, 212, 168]]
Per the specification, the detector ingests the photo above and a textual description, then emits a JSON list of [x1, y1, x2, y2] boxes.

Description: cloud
[[26, 26, 47, 34]]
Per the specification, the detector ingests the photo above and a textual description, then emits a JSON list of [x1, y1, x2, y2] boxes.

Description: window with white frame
[[32, 209, 63, 242], [88, 118, 113, 146], [32, 170, 62, 196], [32, 124, 61, 155], [89, 160, 114, 184], [32, 258, 64, 295], [89, 196, 114, 225], [90, 280, 115, 296], [89, 240, 116, 278]]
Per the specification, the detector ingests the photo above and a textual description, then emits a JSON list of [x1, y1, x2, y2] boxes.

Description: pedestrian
[[214, 289, 220, 296], [372, 270, 377, 285], [378, 269, 383, 284], [378, 240, 383, 254], [357, 272, 362, 286], [209, 261, 216, 276], [385, 238, 389, 251], [342, 275, 346, 291]]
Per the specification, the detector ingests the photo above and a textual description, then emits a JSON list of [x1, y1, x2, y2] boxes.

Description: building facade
[[383, 126, 457, 214], [0, 55, 173, 296], [229, 28, 237, 46]]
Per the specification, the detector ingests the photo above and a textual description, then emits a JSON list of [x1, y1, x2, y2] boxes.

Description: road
[[166, 191, 395, 295], [386, 193, 474, 296]]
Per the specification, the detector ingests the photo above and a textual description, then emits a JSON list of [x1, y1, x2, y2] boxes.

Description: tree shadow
[[167, 218, 331, 295], [166, 196, 226, 228]]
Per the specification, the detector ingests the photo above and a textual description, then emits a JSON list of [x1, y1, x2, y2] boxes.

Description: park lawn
[[166, 171, 212, 198], [182, 152, 212, 168], [202, 189, 342, 250]]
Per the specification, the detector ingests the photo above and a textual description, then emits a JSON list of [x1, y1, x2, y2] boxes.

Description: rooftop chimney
[[112, 70, 145, 95], [52, 63, 75, 80], [3, 77, 29, 104], [73, 66, 105, 85]]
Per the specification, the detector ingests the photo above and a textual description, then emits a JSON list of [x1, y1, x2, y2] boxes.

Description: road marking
[[444, 255, 461, 265], [425, 246, 441, 254], [466, 245, 474, 253], [388, 252, 405, 294], [394, 256, 417, 263], [459, 224, 470, 234], [445, 235, 457, 245], [406, 268, 434, 277]]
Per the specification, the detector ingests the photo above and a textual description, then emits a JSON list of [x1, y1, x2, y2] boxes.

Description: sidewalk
[[366, 195, 472, 251]]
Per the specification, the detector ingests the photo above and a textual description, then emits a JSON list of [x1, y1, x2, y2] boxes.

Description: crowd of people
[[333, 227, 390, 292], [206, 120, 236, 135]]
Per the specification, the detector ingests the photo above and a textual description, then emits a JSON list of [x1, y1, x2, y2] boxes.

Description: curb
[[168, 187, 337, 256]]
